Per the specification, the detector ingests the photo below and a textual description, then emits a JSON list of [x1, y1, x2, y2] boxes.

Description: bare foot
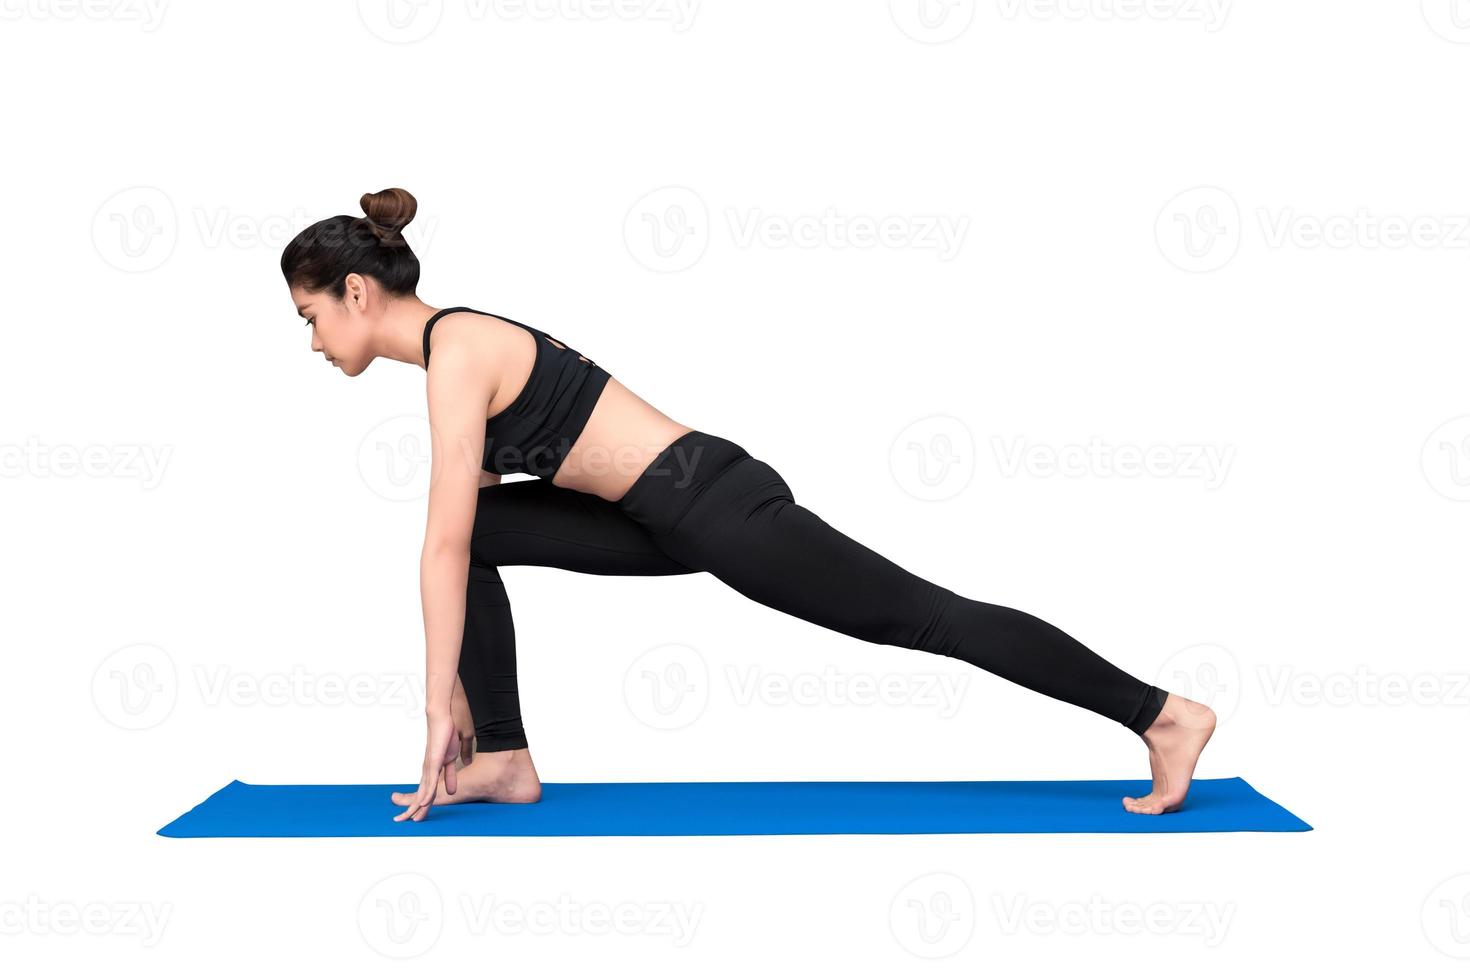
[[391, 747, 542, 807], [1121, 693, 1216, 814]]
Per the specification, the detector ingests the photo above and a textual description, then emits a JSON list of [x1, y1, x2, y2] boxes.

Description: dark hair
[[280, 188, 421, 299]]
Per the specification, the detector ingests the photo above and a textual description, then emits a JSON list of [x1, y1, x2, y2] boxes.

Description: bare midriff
[[480, 324, 693, 503], [550, 374, 694, 502]]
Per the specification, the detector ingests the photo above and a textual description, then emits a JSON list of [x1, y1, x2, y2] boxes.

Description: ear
[[343, 272, 369, 312]]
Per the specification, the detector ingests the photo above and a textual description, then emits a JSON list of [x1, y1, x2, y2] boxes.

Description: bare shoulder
[[423, 310, 526, 367], [427, 310, 503, 360]]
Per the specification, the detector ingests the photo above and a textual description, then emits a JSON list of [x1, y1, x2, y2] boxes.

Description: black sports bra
[[422, 307, 612, 479]]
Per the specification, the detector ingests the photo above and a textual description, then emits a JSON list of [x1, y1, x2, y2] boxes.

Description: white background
[[2, 0, 1467, 974]]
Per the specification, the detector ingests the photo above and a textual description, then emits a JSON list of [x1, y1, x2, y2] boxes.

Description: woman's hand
[[450, 676, 475, 769], [393, 711, 460, 823]]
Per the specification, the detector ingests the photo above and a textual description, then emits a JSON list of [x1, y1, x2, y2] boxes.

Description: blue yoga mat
[[158, 776, 1310, 837]]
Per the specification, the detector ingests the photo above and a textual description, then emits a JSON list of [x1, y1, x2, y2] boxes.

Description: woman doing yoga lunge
[[279, 189, 1217, 822]]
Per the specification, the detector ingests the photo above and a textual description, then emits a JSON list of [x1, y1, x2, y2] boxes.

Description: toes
[[1123, 793, 1167, 814]]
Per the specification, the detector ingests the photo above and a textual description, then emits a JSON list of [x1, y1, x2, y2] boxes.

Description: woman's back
[[423, 308, 693, 502]]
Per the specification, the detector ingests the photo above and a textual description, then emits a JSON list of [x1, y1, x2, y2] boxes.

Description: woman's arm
[[421, 350, 500, 721], [396, 323, 501, 822]]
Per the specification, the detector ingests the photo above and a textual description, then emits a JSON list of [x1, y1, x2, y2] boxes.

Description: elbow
[[421, 536, 470, 565]]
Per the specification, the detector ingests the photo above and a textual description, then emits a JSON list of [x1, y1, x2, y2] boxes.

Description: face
[[291, 280, 372, 377]]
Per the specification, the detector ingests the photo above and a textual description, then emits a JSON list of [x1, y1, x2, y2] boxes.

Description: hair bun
[[360, 187, 417, 245]]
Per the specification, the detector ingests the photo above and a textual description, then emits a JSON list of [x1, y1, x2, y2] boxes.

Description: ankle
[[475, 744, 531, 763], [1148, 694, 1216, 736]]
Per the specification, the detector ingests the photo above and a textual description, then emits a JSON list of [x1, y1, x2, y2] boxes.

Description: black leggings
[[456, 430, 1167, 752]]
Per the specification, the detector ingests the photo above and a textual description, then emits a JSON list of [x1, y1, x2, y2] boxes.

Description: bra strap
[[422, 307, 597, 370], [422, 306, 478, 366]]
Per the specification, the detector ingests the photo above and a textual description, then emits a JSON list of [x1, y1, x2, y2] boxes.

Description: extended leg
[[652, 457, 1167, 734]]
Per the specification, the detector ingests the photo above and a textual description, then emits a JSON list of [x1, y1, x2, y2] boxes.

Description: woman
[[280, 188, 1217, 823]]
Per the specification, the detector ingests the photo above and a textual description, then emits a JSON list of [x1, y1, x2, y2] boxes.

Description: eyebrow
[[295, 304, 309, 316]]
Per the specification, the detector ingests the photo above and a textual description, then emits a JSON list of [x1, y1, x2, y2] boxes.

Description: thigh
[[663, 458, 946, 646], [472, 477, 697, 576]]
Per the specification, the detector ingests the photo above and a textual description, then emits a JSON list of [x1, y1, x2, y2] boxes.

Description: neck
[[375, 296, 441, 368]]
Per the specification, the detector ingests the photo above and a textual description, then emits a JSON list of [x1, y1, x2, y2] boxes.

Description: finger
[[391, 781, 434, 806], [394, 771, 435, 821], [444, 760, 457, 797], [394, 784, 429, 822], [395, 763, 455, 803], [407, 787, 434, 822], [394, 792, 423, 822], [414, 778, 439, 822]]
